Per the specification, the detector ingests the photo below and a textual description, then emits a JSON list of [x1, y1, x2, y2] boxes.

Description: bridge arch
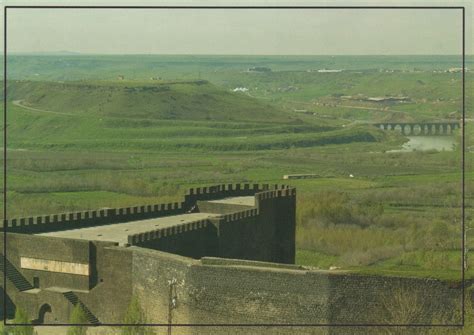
[[393, 124, 402, 133], [413, 124, 422, 135], [374, 122, 460, 136]]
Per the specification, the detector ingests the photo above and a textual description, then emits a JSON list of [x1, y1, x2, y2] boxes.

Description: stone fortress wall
[[0, 183, 463, 333], [131, 249, 463, 334]]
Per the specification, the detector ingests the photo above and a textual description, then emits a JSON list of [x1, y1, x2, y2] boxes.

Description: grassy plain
[[2, 55, 473, 281]]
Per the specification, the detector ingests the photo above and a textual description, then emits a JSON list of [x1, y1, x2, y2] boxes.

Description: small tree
[[10, 308, 35, 335], [67, 304, 88, 335], [380, 284, 433, 335], [121, 296, 153, 335], [429, 220, 450, 250]]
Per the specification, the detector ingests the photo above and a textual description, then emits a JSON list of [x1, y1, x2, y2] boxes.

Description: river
[[388, 136, 457, 153]]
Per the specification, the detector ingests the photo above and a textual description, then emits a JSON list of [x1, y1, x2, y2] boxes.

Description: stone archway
[[393, 124, 402, 133], [33, 303, 52, 324], [445, 124, 451, 134], [412, 124, 422, 135], [374, 122, 460, 136]]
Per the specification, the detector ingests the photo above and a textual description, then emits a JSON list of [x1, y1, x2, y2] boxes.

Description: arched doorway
[[33, 304, 52, 324]]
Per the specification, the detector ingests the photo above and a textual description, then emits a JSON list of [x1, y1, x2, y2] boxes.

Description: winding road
[[12, 100, 74, 116]]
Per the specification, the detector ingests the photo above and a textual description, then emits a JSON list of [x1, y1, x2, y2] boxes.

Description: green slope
[[7, 79, 293, 123], [7, 101, 392, 153], [4, 79, 398, 153]]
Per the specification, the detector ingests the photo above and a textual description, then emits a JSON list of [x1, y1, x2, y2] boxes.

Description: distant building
[[233, 87, 249, 92], [283, 174, 320, 180], [317, 69, 343, 73], [447, 67, 468, 73], [367, 96, 409, 103], [278, 86, 298, 92], [247, 66, 272, 72]]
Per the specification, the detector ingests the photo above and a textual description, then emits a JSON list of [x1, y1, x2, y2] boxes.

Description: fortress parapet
[[1, 183, 296, 324], [6, 184, 291, 228]]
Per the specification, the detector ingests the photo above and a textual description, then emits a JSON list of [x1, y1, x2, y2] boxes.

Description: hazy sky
[[3, 2, 472, 55]]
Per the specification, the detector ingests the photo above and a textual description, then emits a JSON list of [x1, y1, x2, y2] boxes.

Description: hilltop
[[5, 79, 396, 153], [7, 79, 293, 123]]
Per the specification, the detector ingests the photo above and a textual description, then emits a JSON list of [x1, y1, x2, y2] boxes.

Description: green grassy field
[[1, 54, 472, 281]]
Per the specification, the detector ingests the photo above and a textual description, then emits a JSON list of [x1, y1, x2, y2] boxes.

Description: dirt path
[[12, 100, 74, 116], [336, 103, 404, 113]]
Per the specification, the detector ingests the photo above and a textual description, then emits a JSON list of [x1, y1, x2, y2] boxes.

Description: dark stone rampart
[[128, 247, 462, 331]]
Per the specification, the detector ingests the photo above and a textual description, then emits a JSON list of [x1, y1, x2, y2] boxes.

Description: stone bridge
[[373, 121, 461, 136]]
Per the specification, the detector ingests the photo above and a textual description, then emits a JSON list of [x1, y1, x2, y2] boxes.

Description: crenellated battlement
[[183, 183, 293, 207], [6, 201, 185, 234], [127, 218, 211, 245], [254, 187, 296, 202], [218, 208, 259, 223], [128, 206, 261, 246], [6, 183, 295, 235]]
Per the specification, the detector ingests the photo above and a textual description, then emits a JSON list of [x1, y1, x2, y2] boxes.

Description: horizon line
[[6, 53, 474, 57]]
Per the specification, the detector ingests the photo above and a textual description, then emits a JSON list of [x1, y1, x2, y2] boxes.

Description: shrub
[[67, 304, 88, 335], [10, 308, 35, 335], [121, 296, 153, 335], [427, 221, 450, 250]]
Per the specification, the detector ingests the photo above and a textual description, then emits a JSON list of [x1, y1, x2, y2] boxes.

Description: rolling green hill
[[4, 78, 397, 153], [7, 79, 293, 123], [6, 101, 392, 153]]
